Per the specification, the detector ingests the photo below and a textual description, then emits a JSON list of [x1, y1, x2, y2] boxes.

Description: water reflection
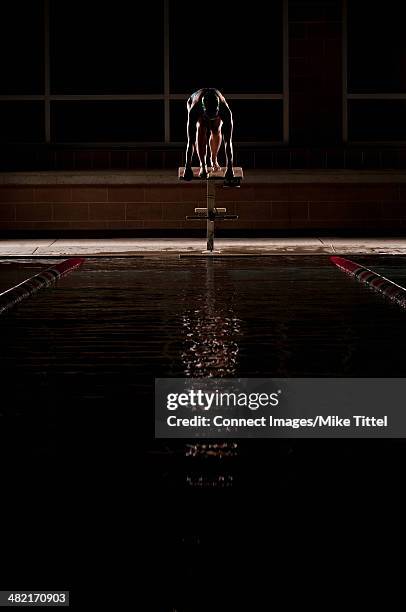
[[185, 474, 234, 488], [180, 261, 242, 488], [185, 442, 238, 459], [181, 260, 241, 377]]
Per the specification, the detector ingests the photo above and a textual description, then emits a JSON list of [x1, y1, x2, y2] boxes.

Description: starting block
[[179, 167, 243, 253]]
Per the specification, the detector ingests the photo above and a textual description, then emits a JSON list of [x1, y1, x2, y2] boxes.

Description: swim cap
[[202, 90, 220, 119]]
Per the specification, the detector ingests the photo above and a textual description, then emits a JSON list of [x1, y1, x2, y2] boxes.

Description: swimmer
[[183, 88, 235, 181]]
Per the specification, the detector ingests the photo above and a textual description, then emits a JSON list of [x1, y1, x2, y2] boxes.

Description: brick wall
[[1, 181, 405, 232]]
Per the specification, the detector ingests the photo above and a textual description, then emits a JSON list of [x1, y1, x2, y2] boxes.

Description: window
[[50, 1, 164, 94], [0, 2, 44, 95], [1, 0, 288, 145], [169, 1, 283, 94], [344, 0, 406, 142], [226, 101, 284, 142], [348, 101, 406, 142], [0, 103, 44, 143], [52, 102, 164, 142]]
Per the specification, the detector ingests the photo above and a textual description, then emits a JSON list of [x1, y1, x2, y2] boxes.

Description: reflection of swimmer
[[183, 88, 234, 181]]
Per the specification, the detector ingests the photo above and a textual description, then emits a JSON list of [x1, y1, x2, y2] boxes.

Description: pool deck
[[1, 237, 406, 256]]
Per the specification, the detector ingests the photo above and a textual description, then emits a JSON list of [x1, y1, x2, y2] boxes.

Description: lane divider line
[[331, 256, 406, 308], [0, 257, 85, 315]]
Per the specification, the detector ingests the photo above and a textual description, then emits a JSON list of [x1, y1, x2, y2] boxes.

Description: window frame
[[343, 0, 406, 144], [0, 0, 289, 146]]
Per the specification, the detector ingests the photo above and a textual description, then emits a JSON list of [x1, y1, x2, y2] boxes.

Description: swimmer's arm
[[221, 107, 234, 176], [183, 109, 197, 180], [185, 111, 197, 166]]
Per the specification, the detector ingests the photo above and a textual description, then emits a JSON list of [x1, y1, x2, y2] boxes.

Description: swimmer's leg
[[209, 127, 222, 172], [196, 122, 208, 179]]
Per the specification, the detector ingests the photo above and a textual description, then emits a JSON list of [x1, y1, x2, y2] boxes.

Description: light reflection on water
[[181, 261, 242, 486], [181, 312, 241, 377], [181, 260, 241, 378]]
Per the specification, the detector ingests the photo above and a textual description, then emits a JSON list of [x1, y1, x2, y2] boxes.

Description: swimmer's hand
[[183, 166, 194, 181]]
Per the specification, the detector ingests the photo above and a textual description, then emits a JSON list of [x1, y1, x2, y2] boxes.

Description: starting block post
[[206, 179, 216, 252], [179, 167, 243, 253]]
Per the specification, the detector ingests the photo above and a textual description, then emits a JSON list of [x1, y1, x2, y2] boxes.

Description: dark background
[[1, 0, 406, 170]]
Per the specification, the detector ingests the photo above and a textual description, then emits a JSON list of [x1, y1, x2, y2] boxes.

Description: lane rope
[[330, 255, 406, 308], [0, 257, 85, 314]]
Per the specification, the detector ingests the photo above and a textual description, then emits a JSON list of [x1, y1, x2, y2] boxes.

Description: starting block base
[[180, 166, 243, 252]]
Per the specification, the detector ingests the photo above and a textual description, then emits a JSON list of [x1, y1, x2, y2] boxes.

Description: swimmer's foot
[[225, 167, 235, 180], [211, 161, 222, 173], [199, 166, 208, 179], [183, 166, 194, 181], [224, 166, 240, 187]]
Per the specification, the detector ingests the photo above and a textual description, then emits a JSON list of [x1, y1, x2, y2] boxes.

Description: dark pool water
[[2, 255, 406, 380], [1, 255, 405, 599], [2, 254, 406, 440]]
